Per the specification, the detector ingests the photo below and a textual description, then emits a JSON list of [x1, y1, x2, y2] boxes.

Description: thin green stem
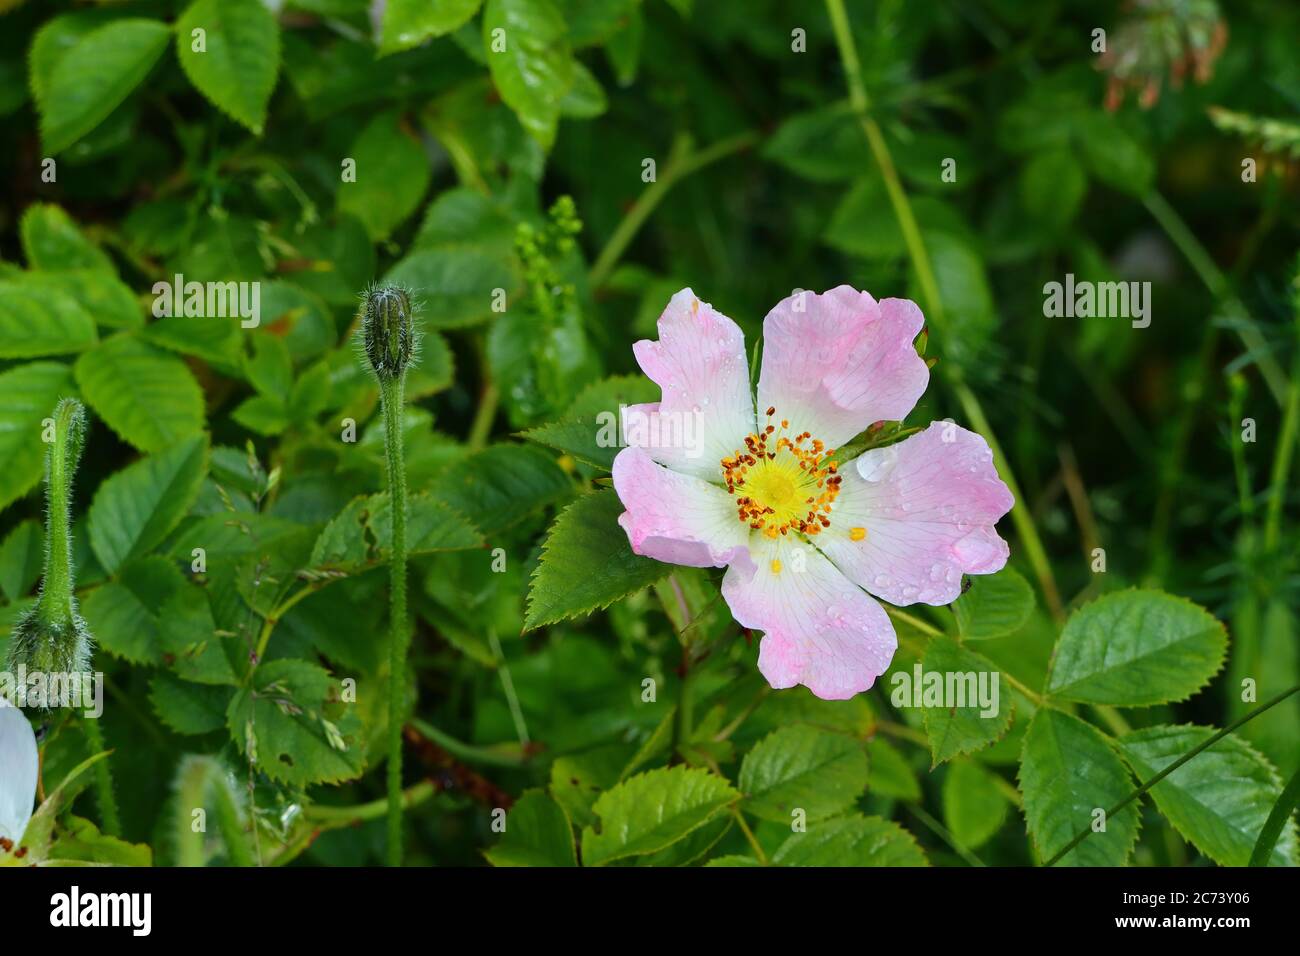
[[468, 381, 499, 450], [824, 0, 1061, 620], [1263, 321, 1300, 552], [82, 717, 121, 838], [1144, 191, 1288, 404], [588, 130, 758, 290], [1250, 762, 1300, 866], [1228, 379, 1255, 520], [408, 717, 531, 768], [253, 583, 322, 662], [309, 780, 435, 827], [730, 807, 768, 865], [488, 629, 530, 745], [672, 664, 696, 758], [1044, 683, 1300, 866], [381, 374, 410, 867], [907, 804, 986, 867]]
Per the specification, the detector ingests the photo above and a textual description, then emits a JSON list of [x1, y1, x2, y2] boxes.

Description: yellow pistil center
[[721, 407, 843, 539]]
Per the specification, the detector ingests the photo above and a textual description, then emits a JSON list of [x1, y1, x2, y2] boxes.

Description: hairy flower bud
[[362, 286, 415, 381]]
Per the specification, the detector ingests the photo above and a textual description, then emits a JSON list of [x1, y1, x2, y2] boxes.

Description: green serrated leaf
[[952, 567, 1034, 640], [381, 0, 483, 54], [48, 815, 152, 867], [580, 765, 737, 866], [414, 187, 516, 254], [382, 247, 517, 330], [309, 493, 483, 571], [226, 659, 365, 787], [436, 443, 571, 536], [75, 335, 206, 452], [20, 203, 115, 272], [176, 0, 281, 134], [23, 270, 141, 330], [520, 374, 658, 469], [0, 280, 98, 357], [772, 813, 928, 866], [549, 744, 628, 829], [482, 0, 575, 149], [0, 362, 76, 513], [0, 520, 43, 602], [88, 435, 209, 574], [1018, 709, 1139, 866], [866, 737, 921, 802], [942, 759, 1010, 850], [39, 19, 170, 154], [739, 725, 868, 824], [1118, 725, 1298, 867], [915, 636, 1014, 766], [149, 672, 235, 735], [1046, 589, 1228, 706], [525, 488, 668, 630], [338, 111, 430, 240], [484, 789, 577, 866]]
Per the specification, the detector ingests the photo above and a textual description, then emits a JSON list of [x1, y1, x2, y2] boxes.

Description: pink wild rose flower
[[612, 287, 1014, 700]]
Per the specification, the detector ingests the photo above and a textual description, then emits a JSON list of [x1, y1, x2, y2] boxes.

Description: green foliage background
[[0, 0, 1297, 867]]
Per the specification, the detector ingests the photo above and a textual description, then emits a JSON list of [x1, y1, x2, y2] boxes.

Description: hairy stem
[[381, 374, 410, 866], [82, 717, 121, 838], [38, 399, 82, 629]]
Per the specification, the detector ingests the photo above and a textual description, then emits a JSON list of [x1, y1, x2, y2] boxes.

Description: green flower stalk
[[8, 398, 92, 679], [361, 285, 416, 866], [6, 397, 120, 836]]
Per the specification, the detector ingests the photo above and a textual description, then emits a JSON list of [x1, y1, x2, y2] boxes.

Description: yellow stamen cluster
[[721, 406, 842, 539]]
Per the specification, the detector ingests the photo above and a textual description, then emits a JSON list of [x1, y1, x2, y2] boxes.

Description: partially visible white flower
[[0, 702, 38, 846]]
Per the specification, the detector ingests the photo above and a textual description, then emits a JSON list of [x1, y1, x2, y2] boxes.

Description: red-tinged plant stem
[[824, 0, 1062, 621]]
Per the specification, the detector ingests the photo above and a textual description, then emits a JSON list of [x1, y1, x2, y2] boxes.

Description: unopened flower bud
[[362, 286, 415, 381]]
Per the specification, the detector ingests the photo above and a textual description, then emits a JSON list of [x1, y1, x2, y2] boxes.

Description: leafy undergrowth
[[1, 0, 1298, 867]]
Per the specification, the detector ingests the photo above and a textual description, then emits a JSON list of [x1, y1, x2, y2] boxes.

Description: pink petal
[[757, 287, 929, 449], [818, 422, 1014, 606], [721, 535, 897, 700], [630, 288, 755, 483], [612, 447, 752, 570]]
